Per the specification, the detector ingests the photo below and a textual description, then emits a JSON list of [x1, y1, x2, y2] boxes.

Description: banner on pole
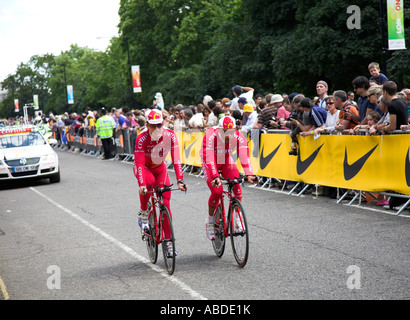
[[14, 99, 19, 112], [33, 95, 39, 110], [132, 65, 142, 93], [387, 0, 406, 50], [67, 85, 74, 104]]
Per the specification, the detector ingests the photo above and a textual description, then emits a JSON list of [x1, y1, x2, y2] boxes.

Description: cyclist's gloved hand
[[246, 175, 259, 184], [177, 180, 187, 192], [139, 186, 148, 195], [211, 177, 222, 188]]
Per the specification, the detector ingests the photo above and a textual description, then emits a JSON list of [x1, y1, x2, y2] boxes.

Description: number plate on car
[[12, 165, 38, 172]]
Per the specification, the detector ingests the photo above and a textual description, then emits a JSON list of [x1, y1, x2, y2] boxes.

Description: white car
[[0, 126, 60, 183]]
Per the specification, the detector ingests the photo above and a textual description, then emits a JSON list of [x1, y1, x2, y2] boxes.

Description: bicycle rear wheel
[[229, 200, 249, 267], [146, 210, 158, 264], [212, 206, 225, 257], [160, 206, 176, 275]]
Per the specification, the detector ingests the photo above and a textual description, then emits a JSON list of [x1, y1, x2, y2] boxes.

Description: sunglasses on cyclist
[[149, 123, 163, 129], [327, 101, 334, 105]]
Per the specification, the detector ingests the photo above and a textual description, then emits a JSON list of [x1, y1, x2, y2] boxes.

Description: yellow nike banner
[[249, 133, 410, 195], [175, 131, 410, 195]]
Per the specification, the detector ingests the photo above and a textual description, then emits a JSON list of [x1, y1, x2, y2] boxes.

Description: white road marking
[[30, 187, 207, 300]]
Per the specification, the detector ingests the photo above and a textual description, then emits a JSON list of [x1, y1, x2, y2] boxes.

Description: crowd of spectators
[[1, 62, 409, 141], [1, 62, 409, 205]]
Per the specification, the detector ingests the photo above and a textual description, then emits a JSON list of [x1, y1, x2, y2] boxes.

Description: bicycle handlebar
[[146, 184, 179, 194], [216, 175, 258, 186]]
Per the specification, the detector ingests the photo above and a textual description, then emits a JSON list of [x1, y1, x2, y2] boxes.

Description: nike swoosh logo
[[405, 148, 410, 187], [296, 143, 324, 175], [343, 144, 378, 181], [184, 138, 197, 159], [260, 143, 281, 170]]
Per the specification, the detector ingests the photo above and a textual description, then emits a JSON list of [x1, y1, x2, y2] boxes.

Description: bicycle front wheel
[[212, 206, 225, 257], [160, 206, 176, 275], [146, 210, 158, 264], [229, 199, 249, 267]]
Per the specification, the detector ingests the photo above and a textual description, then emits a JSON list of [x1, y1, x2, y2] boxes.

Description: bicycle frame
[[146, 186, 176, 245], [215, 178, 243, 237]]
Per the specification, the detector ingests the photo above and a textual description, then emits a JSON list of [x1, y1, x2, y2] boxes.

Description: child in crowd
[[368, 62, 388, 85]]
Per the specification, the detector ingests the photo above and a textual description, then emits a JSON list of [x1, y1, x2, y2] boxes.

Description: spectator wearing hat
[[237, 97, 248, 114], [221, 98, 231, 111], [154, 92, 164, 110], [230, 85, 255, 113], [240, 104, 258, 135], [254, 94, 283, 130]]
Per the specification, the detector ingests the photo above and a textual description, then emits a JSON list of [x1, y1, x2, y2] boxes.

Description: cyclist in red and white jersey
[[201, 116, 258, 240], [133, 109, 187, 242]]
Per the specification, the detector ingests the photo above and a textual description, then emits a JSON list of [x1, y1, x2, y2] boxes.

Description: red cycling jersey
[[201, 127, 253, 207], [133, 128, 184, 187]]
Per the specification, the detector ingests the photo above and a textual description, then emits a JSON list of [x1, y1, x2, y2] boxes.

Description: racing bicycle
[[212, 176, 249, 267], [141, 184, 178, 275]]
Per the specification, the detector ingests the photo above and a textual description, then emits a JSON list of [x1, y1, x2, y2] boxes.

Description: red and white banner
[[132, 65, 142, 93], [14, 99, 19, 112]]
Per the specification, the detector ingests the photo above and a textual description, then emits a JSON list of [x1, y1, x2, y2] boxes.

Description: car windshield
[[0, 132, 46, 149]]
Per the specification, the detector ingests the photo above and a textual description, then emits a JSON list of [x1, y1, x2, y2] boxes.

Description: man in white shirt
[[240, 104, 257, 135], [230, 85, 255, 112]]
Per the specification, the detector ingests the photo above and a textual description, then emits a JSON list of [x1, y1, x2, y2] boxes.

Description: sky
[[0, 0, 120, 82]]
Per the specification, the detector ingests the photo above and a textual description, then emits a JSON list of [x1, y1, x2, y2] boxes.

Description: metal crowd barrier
[[51, 126, 410, 216]]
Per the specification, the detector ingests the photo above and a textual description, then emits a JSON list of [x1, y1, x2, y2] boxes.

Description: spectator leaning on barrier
[[351, 110, 382, 135], [334, 90, 360, 131], [276, 97, 291, 129], [352, 76, 373, 124], [113, 109, 126, 130], [255, 94, 283, 130], [299, 97, 327, 137], [282, 94, 305, 155], [377, 81, 409, 133], [369, 97, 390, 135], [96, 108, 116, 160], [240, 104, 258, 135], [401, 88, 410, 123], [366, 85, 384, 116], [313, 96, 340, 135]]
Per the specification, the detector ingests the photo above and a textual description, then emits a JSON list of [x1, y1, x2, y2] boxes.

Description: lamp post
[[379, 0, 388, 75], [97, 36, 136, 109]]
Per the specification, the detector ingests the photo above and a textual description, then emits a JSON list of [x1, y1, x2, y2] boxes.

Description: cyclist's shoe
[[138, 209, 150, 234], [166, 241, 178, 258], [205, 216, 215, 240]]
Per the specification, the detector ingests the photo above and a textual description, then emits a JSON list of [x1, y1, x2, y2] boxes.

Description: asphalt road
[[0, 149, 409, 303]]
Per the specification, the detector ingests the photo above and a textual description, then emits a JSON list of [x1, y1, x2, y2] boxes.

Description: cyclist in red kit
[[201, 116, 258, 240], [133, 109, 187, 243]]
